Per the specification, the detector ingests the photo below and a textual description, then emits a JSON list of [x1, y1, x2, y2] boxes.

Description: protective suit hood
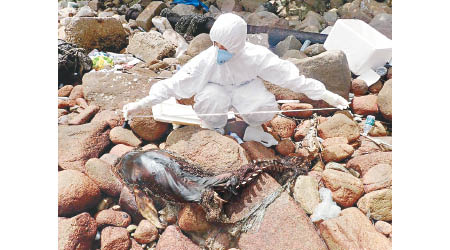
[[209, 13, 247, 54]]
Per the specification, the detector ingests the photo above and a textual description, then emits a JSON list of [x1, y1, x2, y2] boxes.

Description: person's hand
[[122, 102, 142, 121], [321, 91, 350, 110]]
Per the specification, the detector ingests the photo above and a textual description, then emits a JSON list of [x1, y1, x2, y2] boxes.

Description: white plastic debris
[[276, 99, 300, 104], [152, 97, 202, 125], [310, 187, 341, 222], [243, 126, 278, 147], [324, 19, 392, 86]]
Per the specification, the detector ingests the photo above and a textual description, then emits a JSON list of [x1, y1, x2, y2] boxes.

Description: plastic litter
[[91, 54, 114, 71], [300, 39, 311, 52], [172, 0, 209, 12], [151, 97, 236, 126], [324, 19, 392, 86], [229, 132, 244, 144], [310, 187, 341, 222], [375, 66, 388, 76], [152, 97, 202, 125], [88, 50, 142, 70], [243, 126, 278, 147], [362, 115, 375, 136]]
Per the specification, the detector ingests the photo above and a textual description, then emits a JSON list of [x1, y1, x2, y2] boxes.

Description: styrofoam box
[[324, 19, 392, 76]]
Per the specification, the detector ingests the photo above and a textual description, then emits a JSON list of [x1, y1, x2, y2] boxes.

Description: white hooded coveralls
[[146, 13, 329, 129]]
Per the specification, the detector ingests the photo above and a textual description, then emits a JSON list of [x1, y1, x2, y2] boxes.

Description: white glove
[[122, 96, 154, 120], [321, 91, 349, 110], [243, 126, 278, 147]]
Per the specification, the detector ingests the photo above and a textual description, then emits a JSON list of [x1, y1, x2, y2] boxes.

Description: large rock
[[58, 122, 111, 172], [357, 188, 392, 221], [369, 13, 392, 39], [319, 207, 392, 250], [318, 113, 360, 143], [292, 176, 320, 214], [322, 169, 364, 207], [235, 176, 328, 250], [82, 71, 169, 141], [65, 17, 127, 52], [186, 33, 212, 57], [362, 164, 392, 193], [82, 71, 156, 111], [127, 31, 176, 62], [322, 144, 354, 163], [246, 11, 289, 29], [58, 170, 101, 216], [155, 225, 201, 250], [85, 158, 124, 197], [347, 152, 392, 176], [100, 226, 131, 250], [351, 95, 379, 116], [166, 126, 249, 175], [291, 50, 352, 100], [109, 127, 142, 147], [274, 35, 302, 57], [58, 213, 97, 250], [377, 79, 392, 121], [136, 1, 167, 31]]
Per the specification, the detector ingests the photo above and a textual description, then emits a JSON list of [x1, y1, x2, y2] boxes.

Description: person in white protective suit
[[123, 13, 349, 147]]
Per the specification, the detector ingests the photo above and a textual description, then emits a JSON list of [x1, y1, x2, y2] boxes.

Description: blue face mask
[[216, 48, 233, 65]]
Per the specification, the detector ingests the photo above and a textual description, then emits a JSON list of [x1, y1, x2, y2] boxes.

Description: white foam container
[[324, 19, 392, 85]]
